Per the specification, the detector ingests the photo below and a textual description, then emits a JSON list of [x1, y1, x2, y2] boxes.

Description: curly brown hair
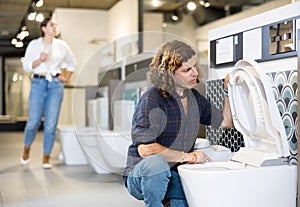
[[149, 40, 202, 99]]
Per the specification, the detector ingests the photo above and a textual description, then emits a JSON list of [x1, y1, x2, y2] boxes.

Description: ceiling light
[[199, 0, 210, 8], [11, 38, 17, 45], [17, 33, 24, 40], [28, 12, 36, 21], [170, 11, 180, 21], [35, 13, 44, 22], [19, 30, 29, 39], [35, 0, 44, 7], [171, 14, 179, 21], [15, 41, 24, 48], [152, 0, 160, 7], [187, 1, 197, 11], [204, 2, 210, 7]]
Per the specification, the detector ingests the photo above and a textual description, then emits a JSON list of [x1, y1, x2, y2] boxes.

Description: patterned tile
[[206, 79, 244, 152], [267, 70, 298, 164]]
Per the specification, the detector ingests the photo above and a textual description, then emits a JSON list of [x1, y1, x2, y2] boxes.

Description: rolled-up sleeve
[[22, 41, 36, 72]]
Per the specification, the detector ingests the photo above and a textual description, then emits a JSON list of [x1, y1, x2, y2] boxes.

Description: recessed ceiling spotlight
[[15, 41, 24, 48], [171, 13, 179, 21], [204, 1, 210, 7], [152, 0, 160, 7], [28, 12, 36, 21], [199, 0, 205, 6], [199, 0, 210, 8], [35, 13, 44, 22], [187, 1, 197, 11], [11, 38, 17, 45], [35, 0, 44, 7]]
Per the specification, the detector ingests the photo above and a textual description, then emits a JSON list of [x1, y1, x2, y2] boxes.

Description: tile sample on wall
[[206, 79, 244, 153], [267, 70, 298, 164]]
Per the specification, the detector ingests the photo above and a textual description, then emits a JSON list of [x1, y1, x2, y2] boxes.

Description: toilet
[[96, 130, 131, 174], [76, 129, 131, 174], [58, 126, 90, 165], [178, 60, 297, 207]]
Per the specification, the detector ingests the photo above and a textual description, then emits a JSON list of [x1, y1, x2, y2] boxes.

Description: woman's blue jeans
[[126, 155, 188, 207], [24, 77, 64, 154]]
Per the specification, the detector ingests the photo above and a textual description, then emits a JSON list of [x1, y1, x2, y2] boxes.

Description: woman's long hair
[[40, 17, 51, 37]]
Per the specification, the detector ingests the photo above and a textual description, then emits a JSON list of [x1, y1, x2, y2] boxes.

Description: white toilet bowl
[[58, 126, 90, 165], [178, 60, 297, 207], [76, 129, 110, 174], [96, 130, 131, 174], [77, 129, 131, 174]]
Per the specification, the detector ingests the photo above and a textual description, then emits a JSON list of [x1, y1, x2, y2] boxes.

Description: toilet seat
[[228, 60, 290, 167]]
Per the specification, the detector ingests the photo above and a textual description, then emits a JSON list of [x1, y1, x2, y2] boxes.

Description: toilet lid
[[228, 60, 290, 166]]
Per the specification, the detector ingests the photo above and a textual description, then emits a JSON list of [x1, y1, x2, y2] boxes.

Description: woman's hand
[[190, 150, 212, 164], [39, 52, 48, 62], [56, 71, 73, 83], [56, 74, 67, 83], [223, 73, 230, 92]]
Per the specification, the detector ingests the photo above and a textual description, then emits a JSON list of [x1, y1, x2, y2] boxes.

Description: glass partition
[[4, 58, 31, 119]]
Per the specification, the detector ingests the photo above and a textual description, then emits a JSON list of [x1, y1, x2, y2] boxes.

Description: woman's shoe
[[20, 146, 30, 165], [42, 154, 52, 169]]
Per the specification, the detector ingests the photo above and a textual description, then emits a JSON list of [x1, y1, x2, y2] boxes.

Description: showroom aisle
[[0, 131, 143, 207]]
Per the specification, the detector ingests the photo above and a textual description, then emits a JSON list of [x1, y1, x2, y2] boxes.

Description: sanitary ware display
[[113, 100, 135, 132], [76, 130, 110, 174], [96, 97, 109, 130], [178, 60, 297, 207], [60, 99, 134, 174], [87, 98, 109, 129], [76, 129, 131, 174], [58, 126, 89, 165], [87, 100, 97, 127]]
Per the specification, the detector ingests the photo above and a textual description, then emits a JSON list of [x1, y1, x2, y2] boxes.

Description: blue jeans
[[24, 77, 64, 154], [126, 155, 188, 207]]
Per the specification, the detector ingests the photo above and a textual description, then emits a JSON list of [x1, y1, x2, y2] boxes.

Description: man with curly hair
[[123, 40, 232, 207]]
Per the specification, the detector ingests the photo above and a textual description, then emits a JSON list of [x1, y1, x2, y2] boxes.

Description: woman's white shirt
[[23, 37, 76, 81]]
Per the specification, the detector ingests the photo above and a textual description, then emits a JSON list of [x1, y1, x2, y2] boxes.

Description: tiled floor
[[0, 131, 143, 207]]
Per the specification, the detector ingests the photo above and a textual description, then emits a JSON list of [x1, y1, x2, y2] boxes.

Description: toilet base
[[178, 162, 297, 207]]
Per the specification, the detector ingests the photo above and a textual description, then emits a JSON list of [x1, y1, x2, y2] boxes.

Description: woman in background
[[20, 17, 76, 169]]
